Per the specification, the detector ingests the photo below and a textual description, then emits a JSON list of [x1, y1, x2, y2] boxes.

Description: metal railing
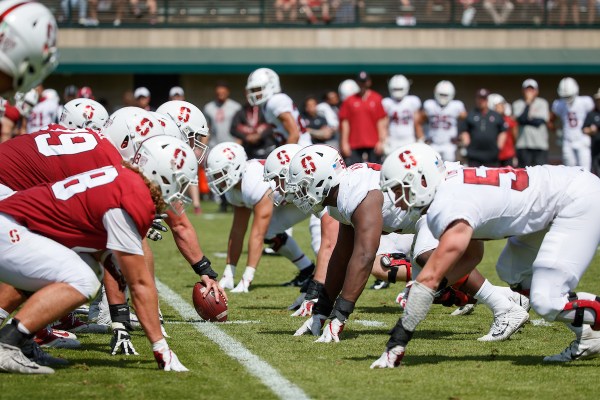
[[44, 0, 599, 27]]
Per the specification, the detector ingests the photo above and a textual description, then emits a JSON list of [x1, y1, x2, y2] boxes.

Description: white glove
[[110, 323, 138, 356], [153, 339, 189, 372], [396, 281, 413, 309], [291, 298, 316, 317], [315, 318, 345, 343], [293, 314, 326, 336], [370, 345, 405, 369]]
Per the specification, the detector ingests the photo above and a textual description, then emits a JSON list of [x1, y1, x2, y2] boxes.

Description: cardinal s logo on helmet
[[173, 148, 187, 169], [178, 107, 191, 123], [136, 118, 154, 136], [399, 150, 417, 169], [301, 155, 316, 175], [276, 150, 290, 165]]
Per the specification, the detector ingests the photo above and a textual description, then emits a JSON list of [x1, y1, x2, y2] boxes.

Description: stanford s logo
[[222, 147, 235, 160], [136, 118, 154, 136], [9, 229, 20, 244], [276, 150, 290, 165], [178, 107, 191, 123], [173, 148, 187, 169], [398, 150, 417, 169], [83, 105, 95, 120], [301, 155, 316, 175]]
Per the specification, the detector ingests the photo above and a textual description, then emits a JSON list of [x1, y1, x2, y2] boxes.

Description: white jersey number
[[35, 132, 99, 156], [52, 166, 119, 200]]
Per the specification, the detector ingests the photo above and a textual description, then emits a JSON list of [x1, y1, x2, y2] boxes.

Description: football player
[[0, 135, 196, 374], [382, 74, 423, 154], [206, 142, 317, 293], [0, 0, 58, 95], [549, 77, 595, 171], [372, 143, 600, 368], [246, 68, 311, 146], [418, 80, 467, 161]]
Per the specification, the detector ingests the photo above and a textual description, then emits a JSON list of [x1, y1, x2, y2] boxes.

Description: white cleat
[[544, 325, 600, 362], [450, 303, 476, 316], [478, 303, 529, 342], [231, 278, 251, 293], [0, 343, 54, 374], [509, 292, 531, 311], [219, 275, 235, 290]]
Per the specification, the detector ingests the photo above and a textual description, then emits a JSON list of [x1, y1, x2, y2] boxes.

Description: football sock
[[276, 235, 312, 269], [402, 281, 435, 332], [223, 264, 236, 278], [474, 279, 513, 317], [242, 266, 255, 283]]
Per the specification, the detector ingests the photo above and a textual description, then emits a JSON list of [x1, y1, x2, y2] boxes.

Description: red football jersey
[[0, 165, 155, 251], [0, 124, 123, 191]]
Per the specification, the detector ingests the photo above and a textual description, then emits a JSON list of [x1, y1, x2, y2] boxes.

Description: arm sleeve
[[103, 208, 144, 255]]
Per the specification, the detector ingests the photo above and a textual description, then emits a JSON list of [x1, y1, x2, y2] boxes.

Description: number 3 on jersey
[[52, 166, 118, 200], [463, 167, 529, 191]]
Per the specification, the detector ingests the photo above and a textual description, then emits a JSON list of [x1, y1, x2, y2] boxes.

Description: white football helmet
[[60, 98, 109, 131], [14, 88, 39, 117], [264, 144, 303, 206], [0, 0, 58, 93], [156, 100, 209, 163], [434, 80, 455, 107], [285, 144, 347, 214], [132, 135, 198, 212], [338, 79, 360, 101], [557, 77, 579, 104], [486, 93, 505, 112], [205, 142, 247, 196], [380, 143, 445, 212], [388, 75, 410, 100], [103, 107, 165, 162], [42, 88, 59, 103], [246, 68, 281, 106]]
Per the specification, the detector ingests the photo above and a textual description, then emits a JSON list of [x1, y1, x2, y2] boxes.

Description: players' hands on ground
[[110, 323, 139, 356], [370, 346, 405, 369], [294, 314, 326, 336], [291, 299, 316, 317], [315, 318, 345, 343], [201, 275, 227, 303], [153, 342, 189, 372]]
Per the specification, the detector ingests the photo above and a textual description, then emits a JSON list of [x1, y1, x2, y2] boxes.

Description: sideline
[[155, 279, 311, 400]]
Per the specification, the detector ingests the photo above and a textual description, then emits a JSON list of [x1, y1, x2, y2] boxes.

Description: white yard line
[[353, 320, 386, 327], [156, 279, 310, 400]]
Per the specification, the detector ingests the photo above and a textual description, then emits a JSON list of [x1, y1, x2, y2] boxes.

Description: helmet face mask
[[246, 68, 280, 106], [264, 144, 302, 206]]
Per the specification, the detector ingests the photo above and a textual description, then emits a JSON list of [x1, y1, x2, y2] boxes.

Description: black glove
[[147, 214, 169, 241]]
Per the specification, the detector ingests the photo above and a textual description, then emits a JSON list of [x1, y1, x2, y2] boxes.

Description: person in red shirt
[[488, 93, 518, 167], [0, 135, 197, 374], [338, 71, 388, 165]]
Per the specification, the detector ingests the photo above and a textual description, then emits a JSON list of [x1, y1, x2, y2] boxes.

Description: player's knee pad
[[264, 232, 289, 252], [562, 292, 600, 330]]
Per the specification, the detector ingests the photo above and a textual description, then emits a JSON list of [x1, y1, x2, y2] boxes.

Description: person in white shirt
[[382, 74, 423, 154]]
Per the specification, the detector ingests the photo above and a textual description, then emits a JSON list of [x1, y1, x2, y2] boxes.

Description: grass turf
[[3, 200, 600, 399]]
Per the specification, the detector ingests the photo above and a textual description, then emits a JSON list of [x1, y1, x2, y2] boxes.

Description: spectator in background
[[512, 79, 549, 167], [460, 0, 478, 25], [78, 86, 94, 99], [26, 86, 60, 134], [582, 89, 600, 174], [514, 0, 543, 25], [169, 86, 185, 101], [230, 102, 276, 159], [61, 0, 91, 25], [339, 71, 388, 165], [134, 86, 154, 111], [204, 81, 242, 148], [58, 85, 79, 118], [275, 0, 298, 21], [316, 90, 340, 148], [459, 88, 507, 167], [302, 95, 335, 144], [488, 93, 517, 166], [483, 0, 514, 24], [130, 0, 158, 24], [300, 0, 331, 24]]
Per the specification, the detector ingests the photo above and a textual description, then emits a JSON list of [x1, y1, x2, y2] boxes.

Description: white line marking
[[531, 318, 553, 327], [213, 252, 228, 259], [353, 320, 385, 327], [165, 320, 261, 325], [156, 279, 310, 400]]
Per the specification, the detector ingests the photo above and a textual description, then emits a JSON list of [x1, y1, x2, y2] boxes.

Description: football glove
[[315, 318, 345, 343], [110, 322, 138, 356], [370, 345, 405, 369], [293, 314, 327, 336], [153, 340, 189, 372], [396, 281, 413, 309], [146, 215, 169, 241], [291, 298, 317, 317]]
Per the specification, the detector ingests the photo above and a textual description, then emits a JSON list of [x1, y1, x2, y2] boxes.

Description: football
[[192, 282, 228, 322]]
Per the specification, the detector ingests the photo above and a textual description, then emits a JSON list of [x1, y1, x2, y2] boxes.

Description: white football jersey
[[551, 96, 594, 143], [382, 95, 422, 146], [422, 99, 466, 145], [316, 102, 339, 130], [427, 165, 586, 240], [263, 93, 312, 147], [225, 160, 274, 208], [27, 99, 60, 134]]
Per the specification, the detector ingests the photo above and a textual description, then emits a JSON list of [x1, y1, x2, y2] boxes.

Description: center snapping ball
[[192, 281, 228, 322]]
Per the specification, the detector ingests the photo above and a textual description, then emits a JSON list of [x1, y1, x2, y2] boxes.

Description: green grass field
[[3, 201, 600, 399]]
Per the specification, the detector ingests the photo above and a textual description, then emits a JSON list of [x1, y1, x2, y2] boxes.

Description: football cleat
[[51, 329, 78, 340], [478, 303, 529, 342], [219, 275, 235, 290], [509, 291, 531, 312], [0, 343, 54, 374], [450, 303, 477, 316], [52, 312, 108, 333], [74, 304, 90, 316], [231, 278, 251, 293], [22, 339, 69, 367], [370, 279, 390, 290], [544, 325, 600, 362], [281, 264, 315, 287], [35, 327, 81, 349]]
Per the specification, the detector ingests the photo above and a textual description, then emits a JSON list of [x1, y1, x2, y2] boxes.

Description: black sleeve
[[229, 109, 246, 141], [583, 111, 598, 129], [458, 114, 469, 132], [516, 104, 545, 127]]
